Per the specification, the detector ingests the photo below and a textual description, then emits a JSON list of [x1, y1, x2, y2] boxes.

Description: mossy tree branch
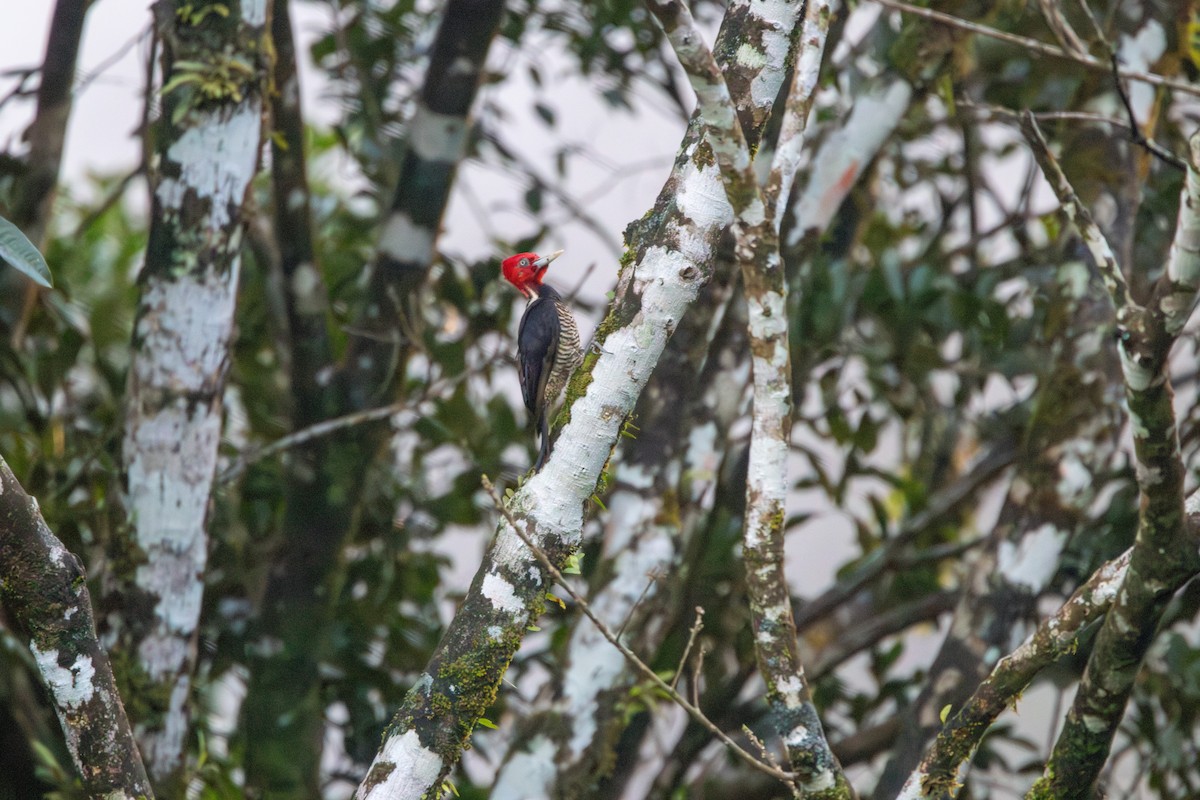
[[1019, 116, 1200, 799], [0, 456, 153, 800]]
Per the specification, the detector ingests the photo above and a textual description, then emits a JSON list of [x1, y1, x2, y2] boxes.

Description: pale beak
[[533, 249, 564, 268]]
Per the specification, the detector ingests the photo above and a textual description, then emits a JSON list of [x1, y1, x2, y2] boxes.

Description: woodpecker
[[502, 249, 582, 471]]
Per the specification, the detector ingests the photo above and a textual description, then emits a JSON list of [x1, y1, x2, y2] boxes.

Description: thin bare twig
[[480, 476, 794, 787], [670, 606, 706, 691], [960, 101, 1186, 172], [1034, 0, 1088, 58], [614, 570, 661, 640], [218, 402, 405, 485], [70, 166, 146, 239], [873, 0, 1200, 99], [1019, 110, 1136, 315], [1073, 0, 1107, 43], [1106, 54, 1185, 170]]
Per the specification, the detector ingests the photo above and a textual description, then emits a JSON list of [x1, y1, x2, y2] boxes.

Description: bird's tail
[[534, 409, 552, 471]]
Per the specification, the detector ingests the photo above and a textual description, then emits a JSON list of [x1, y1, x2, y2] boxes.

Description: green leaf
[[476, 716, 498, 730], [0, 215, 52, 287], [940, 704, 952, 724]]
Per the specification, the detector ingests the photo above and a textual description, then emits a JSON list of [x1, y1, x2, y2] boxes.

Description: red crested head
[[501, 250, 563, 298]]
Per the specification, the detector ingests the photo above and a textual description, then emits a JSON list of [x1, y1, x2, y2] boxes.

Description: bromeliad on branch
[[502, 249, 582, 471]]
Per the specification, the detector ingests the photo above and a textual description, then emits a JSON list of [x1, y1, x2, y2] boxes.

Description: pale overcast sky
[[0, 0, 678, 277]]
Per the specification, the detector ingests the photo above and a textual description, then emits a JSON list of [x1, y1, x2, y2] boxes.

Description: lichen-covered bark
[[874, 12, 1182, 792], [355, 6, 831, 786], [646, 0, 848, 794], [0, 456, 154, 800], [354, 217, 725, 798], [1021, 122, 1200, 799], [103, 0, 269, 787], [343, 0, 506, 408], [493, 0, 806, 792], [898, 548, 1134, 799]]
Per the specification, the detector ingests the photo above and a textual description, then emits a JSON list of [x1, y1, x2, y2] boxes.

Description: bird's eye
[[520, 258, 529, 267]]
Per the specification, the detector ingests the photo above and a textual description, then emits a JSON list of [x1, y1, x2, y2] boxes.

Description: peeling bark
[[102, 0, 270, 788], [0, 456, 153, 800]]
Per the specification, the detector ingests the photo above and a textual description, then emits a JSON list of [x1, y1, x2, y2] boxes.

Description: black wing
[[517, 297, 560, 421]]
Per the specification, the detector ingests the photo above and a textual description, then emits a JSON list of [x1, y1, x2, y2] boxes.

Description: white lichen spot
[[1058, 260, 1090, 299], [1118, 346, 1155, 392], [741, 197, 767, 227], [735, 42, 768, 69], [159, 102, 261, 229], [31, 644, 96, 709], [357, 729, 444, 800], [447, 56, 476, 77], [785, 722, 810, 746], [409, 108, 467, 163], [1110, 610, 1136, 635], [290, 263, 325, 313], [482, 572, 524, 615], [802, 767, 837, 793], [412, 673, 433, 695], [1081, 713, 1109, 734], [775, 675, 805, 704], [1135, 459, 1164, 487]]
